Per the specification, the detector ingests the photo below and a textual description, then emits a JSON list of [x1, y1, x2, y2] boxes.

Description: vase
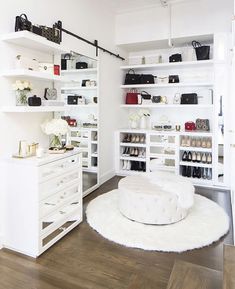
[[15, 90, 29, 106], [50, 135, 62, 148], [140, 116, 147, 129], [130, 120, 138, 129]]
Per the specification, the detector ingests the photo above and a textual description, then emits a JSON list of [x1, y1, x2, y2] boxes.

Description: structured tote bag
[[124, 69, 141, 85], [192, 41, 210, 61], [181, 93, 198, 104], [126, 89, 139, 104]]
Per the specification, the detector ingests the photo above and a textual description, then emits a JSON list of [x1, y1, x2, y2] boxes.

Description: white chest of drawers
[[2, 150, 82, 258]]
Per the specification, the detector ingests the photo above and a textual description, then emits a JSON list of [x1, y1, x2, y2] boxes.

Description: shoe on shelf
[[130, 148, 135, 157], [207, 153, 212, 164], [202, 168, 207, 179], [196, 152, 201, 163], [201, 138, 207, 148], [206, 138, 212, 148], [122, 147, 127, 156], [207, 168, 212, 180], [186, 136, 191, 147], [126, 134, 131, 143], [192, 152, 197, 162], [135, 135, 140, 143], [134, 148, 139, 157], [140, 135, 145, 143], [181, 136, 186, 147], [201, 153, 207, 164], [127, 161, 131, 170], [186, 166, 192, 177], [182, 151, 188, 162], [191, 138, 196, 147], [122, 160, 128, 170], [182, 166, 187, 177], [196, 167, 202, 179], [187, 151, 192, 162], [192, 167, 197, 178], [196, 138, 202, 147]]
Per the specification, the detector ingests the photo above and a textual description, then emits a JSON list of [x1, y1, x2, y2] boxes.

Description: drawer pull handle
[[59, 211, 66, 215], [45, 202, 56, 206]]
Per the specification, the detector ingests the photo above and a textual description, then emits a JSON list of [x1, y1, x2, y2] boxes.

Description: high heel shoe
[[126, 134, 131, 143], [206, 138, 212, 148], [207, 153, 212, 164], [201, 138, 207, 148], [186, 136, 191, 147], [186, 166, 192, 177], [191, 138, 196, 147], [122, 147, 127, 156], [130, 148, 135, 157], [181, 136, 186, 147], [196, 167, 201, 179], [206, 168, 212, 180], [135, 135, 140, 143], [202, 168, 207, 179], [201, 153, 207, 164], [182, 151, 188, 162], [140, 135, 145, 143], [134, 148, 139, 157], [187, 151, 192, 162], [196, 138, 202, 148], [196, 152, 201, 163], [182, 166, 187, 177], [192, 152, 197, 162], [122, 160, 128, 170], [192, 167, 197, 178], [127, 161, 131, 170], [131, 135, 136, 143]]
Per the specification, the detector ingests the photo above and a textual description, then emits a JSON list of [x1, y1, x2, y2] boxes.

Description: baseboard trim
[[100, 170, 115, 185]]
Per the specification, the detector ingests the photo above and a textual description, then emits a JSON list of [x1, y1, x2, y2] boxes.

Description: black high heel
[[186, 166, 192, 177], [182, 151, 188, 162], [182, 166, 187, 177], [192, 167, 197, 178]]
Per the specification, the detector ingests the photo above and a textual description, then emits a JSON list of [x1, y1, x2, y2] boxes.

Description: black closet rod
[[54, 21, 125, 61]]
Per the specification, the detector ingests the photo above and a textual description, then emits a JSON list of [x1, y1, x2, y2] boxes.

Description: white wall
[[115, 0, 233, 46], [0, 0, 126, 246]]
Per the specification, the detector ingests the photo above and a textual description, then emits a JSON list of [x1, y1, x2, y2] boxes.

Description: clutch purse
[[44, 88, 57, 100], [196, 119, 210, 131], [28, 95, 41, 106], [76, 62, 88, 69], [67, 95, 79, 105], [169, 54, 182, 62], [185, 121, 196, 131], [140, 74, 155, 84], [169, 75, 180, 83], [126, 91, 138, 104], [181, 93, 198, 104], [152, 96, 161, 103]]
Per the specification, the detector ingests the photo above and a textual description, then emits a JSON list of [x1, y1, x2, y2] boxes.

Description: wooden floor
[[0, 176, 233, 289]]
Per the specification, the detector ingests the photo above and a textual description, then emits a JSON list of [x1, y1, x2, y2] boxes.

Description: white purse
[[15, 55, 39, 71]]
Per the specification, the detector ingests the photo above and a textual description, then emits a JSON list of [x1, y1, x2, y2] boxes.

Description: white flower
[[41, 119, 69, 136], [23, 81, 29, 88], [12, 80, 32, 91], [129, 112, 140, 121]]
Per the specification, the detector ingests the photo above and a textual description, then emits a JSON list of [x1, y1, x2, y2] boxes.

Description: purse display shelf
[[120, 60, 214, 71], [64, 104, 98, 109], [61, 86, 98, 91], [0, 106, 66, 113], [121, 83, 213, 89], [120, 104, 213, 109], [1, 69, 66, 82], [179, 161, 212, 168], [1, 31, 69, 54], [61, 68, 97, 74], [120, 156, 147, 162]]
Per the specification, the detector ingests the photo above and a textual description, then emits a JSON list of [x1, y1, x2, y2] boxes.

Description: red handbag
[[126, 90, 138, 105], [185, 121, 196, 131]]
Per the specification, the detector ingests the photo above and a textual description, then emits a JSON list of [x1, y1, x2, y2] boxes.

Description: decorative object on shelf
[[185, 121, 196, 131], [28, 95, 42, 106], [175, 125, 181, 131], [44, 87, 57, 100], [12, 80, 32, 106], [138, 109, 150, 129], [41, 118, 69, 150], [140, 74, 156, 84], [181, 93, 198, 105], [67, 118, 77, 127], [54, 65, 60, 76], [39, 62, 54, 74], [90, 80, 97, 87], [160, 96, 168, 104], [169, 53, 182, 63], [192, 41, 210, 61], [129, 112, 140, 129], [93, 97, 98, 104], [169, 75, 180, 83], [77, 95, 86, 105], [126, 89, 139, 105], [61, 54, 71, 70], [13, 140, 39, 158], [196, 118, 210, 131], [173, 93, 181, 104], [15, 55, 39, 71], [152, 115, 173, 131], [76, 62, 88, 69], [141, 91, 151, 104], [124, 69, 141, 85]]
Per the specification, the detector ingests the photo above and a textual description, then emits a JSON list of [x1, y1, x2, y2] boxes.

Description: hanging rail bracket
[[55, 21, 125, 61]]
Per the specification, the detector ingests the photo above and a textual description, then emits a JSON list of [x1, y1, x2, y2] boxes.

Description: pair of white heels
[[122, 160, 131, 170]]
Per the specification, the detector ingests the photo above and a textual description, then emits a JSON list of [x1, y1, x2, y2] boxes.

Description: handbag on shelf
[[169, 54, 182, 63], [28, 95, 42, 106], [185, 121, 196, 131], [140, 74, 155, 84], [40, 25, 61, 44], [76, 62, 88, 69], [124, 69, 141, 85], [181, 93, 198, 105], [15, 14, 32, 32], [196, 119, 210, 131], [44, 88, 57, 100], [192, 41, 210, 61], [67, 95, 79, 105], [152, 96, 161, 103], [126, 90, 139, 105], [169, 75, 179, 83], [141, 91, 152, 104]]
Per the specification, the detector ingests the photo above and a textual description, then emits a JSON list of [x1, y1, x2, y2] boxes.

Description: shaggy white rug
[[86, 190, 230, 252]]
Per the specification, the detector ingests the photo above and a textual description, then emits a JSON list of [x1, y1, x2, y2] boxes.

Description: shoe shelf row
[[116, 129, 214, 186]]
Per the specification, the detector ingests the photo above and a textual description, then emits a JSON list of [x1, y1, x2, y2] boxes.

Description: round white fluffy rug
[[86, 190, 230, 252]]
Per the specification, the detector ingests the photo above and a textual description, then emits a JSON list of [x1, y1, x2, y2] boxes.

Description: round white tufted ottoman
[[118, 172, 195, 225]]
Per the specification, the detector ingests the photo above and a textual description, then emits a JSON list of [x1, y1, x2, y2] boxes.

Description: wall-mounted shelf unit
[[120, 104, 213, 109], [61, 68, 98, 74], [61, 86, 98, 91], [0, 106, 66, 113], [121, 83, 213, 89]]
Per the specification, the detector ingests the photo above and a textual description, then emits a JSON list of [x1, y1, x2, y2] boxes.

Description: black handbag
[[140, 74, 155, 84], [76, 62, 88, 69], [67, 95, 79, 105], [169, 54, 182, 63], [15, 14, 32, 32], [181, 93, 198, 105], [152, 96, 161, 103], [169, 75, 179, 83], [141, 91, 151, 100], [196, 119, 210, 131], [124, 69, 141, 85], [28, 95, 42, 106], [61, 54, 72, 70], [40, 25, 61, 44], [192, 41, 210, 61]]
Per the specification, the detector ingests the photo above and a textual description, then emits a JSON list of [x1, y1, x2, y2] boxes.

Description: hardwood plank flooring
[[0, 176, 233, 289], [223, 245, 235, 289], [166, 260, 222, 289]]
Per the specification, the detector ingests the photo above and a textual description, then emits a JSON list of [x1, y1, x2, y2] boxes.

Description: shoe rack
[[116, 129, 214, 186]]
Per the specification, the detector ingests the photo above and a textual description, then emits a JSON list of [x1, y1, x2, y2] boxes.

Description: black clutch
[[40, 25, 61, 44], [28, 95, 41, 106], [140, 74, 155, 84], [124, 69, 141, 85], [76, 62, 88, 69], [15, 14, 32, 32], [169, 75, 179, 83], [141, 91, 151, 100], [181, 93, 198, 104], [169, 54, 182, 63], [192, 41, 210, 61], [67, 95, 79, 105], [152, 96, 161, 103]]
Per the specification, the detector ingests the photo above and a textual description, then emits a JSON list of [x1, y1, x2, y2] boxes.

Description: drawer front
[[39, 169, 81, 200], [39, 154, 81, 183], [40, 184, 82, 218], [40, 194, 82, 237]]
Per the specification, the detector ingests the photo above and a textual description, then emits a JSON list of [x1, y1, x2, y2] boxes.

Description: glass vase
[[50, 135, 62, 148], [15, 90, 28, 106]]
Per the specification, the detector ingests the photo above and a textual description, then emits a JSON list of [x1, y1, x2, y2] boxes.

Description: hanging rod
[[54, 21, 125, 61]]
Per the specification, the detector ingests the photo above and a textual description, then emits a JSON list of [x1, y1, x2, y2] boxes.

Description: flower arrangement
[[41, 118, 69, 148], [128, 112, 140, 122], [12, 80, 32, 106]]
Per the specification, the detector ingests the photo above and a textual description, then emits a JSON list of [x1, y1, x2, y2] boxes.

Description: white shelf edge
[[64, 105, 98, 109], [121, 83, 213, 89], [0, 106, 66, 113], [179, 161, 212, 168], [120, 156, 146, 162], [179, 146, 212, 152], [61, 86, 98, 90], [120, 104, 213, 108], [61, 68, 97, 74], [119, 142, 146, 147], [120, 60, 214, 70], [149, 154, 176, 159]]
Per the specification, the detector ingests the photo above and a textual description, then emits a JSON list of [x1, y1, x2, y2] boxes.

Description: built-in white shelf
[[61, 86, 98, 91], [120, 142, 146, 147], [0, 106, 66, 113], [179, 161, 212, 168], [120, 156, 146, 162], [69, 127, 98, 132], [91, 141, 98, 144], [61, 68, 97, 74], [120, 60, 214, 71], [149, 153, 176, 159], [149, 142, 176, 148], [120, 104, 213, 109], [65, 104, 98, 109], [83, 167, 98, 173], [180, 131, 213, 137], [121, 83, 213, 89], [179, 146, 212, 152], [117, 170, 146, 176], [1, 31, 68, 54], [1, 69, 65, 82]]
